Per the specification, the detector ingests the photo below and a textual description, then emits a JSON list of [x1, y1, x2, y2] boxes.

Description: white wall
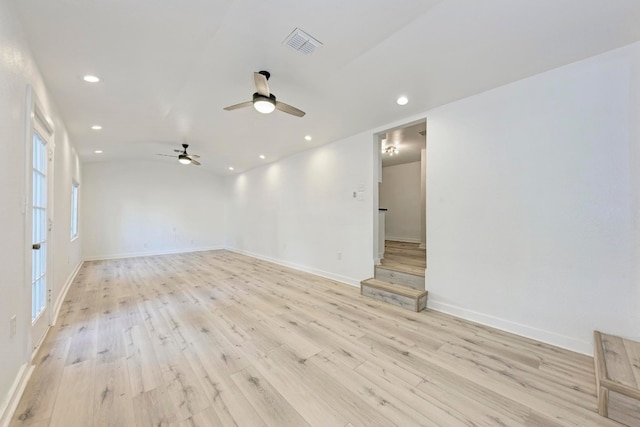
[[0, 0, 82, 420], [82, 160, 226, 260], [52, 134, 82, 312], [425, 41, 640, 354], [226, 133, 375, 286], [380, 161, 422, 242]]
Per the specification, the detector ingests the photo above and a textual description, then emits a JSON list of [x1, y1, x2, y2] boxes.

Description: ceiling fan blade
[[254, 72, 270, 97], [187, 154, 200, 159], [224, 101, 253, 111], [190, 159, 201, 166], [156, 154, 176, 157], [275, 101, 305, 117]]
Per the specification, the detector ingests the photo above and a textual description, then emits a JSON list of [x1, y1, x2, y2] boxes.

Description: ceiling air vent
[[283, 28, 322, 55]]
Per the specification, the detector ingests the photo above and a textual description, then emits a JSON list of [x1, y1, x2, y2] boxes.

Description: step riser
[[375, 267, 425, 291], [593, 331, 640, 426], [361, 284, 427, 312]]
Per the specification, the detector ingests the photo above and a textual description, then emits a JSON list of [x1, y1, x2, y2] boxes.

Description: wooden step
[[379, 259, 425, 277], [375, 265, 424, 291], [360, 278, 427, 312], [593, 330, 640, 426]]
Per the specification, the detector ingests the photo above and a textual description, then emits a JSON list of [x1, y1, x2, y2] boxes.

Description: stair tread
[[376, 263, 425, 277], [595, 331, 640, 390], [361, 278, 427, 298], [593, 331, 640, 424]]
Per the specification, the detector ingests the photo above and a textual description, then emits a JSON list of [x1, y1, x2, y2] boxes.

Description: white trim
[[427, 299, 592, 355], [24, 85, 56, 355], [83, 246, 225, 261], [385, 236, 422, 244], [51, 260, 83, 325], [70, 179, 79, 240], [227, 247, 361, 288], [31, 331, 49, 362], [0, 363, 34, 427]]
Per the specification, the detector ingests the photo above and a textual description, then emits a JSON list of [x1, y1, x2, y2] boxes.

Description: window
[[71, 180, 79, 239]]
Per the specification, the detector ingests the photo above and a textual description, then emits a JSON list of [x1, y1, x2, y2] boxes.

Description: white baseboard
[[84, 245, 225, 261], [0, 363, 34, 427], [51, 260, 83, 325], [427, 299, 592, 355], [227, 247, 361, 288], [385, 236, 422, 244]]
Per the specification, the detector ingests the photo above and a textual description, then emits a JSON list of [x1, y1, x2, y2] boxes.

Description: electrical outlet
[[10, 315, 16, 337], [337, 252, 342, 261]]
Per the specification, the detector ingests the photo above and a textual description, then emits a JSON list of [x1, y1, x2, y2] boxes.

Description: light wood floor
[[380, 240, 426, 276], [11, 250, 613, 426]]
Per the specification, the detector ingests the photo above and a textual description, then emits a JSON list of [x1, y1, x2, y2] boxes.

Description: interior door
[[31, 126, 50, 347]]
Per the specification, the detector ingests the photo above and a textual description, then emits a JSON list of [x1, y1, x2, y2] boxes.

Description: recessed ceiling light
[[397, 96, 408, 106], [304, 135, 312, 141], [228, 166, 234, 171], [259, 155, 266, 159], [83, 75, 101, 83], [91, 125, 102, 130], [94, 150, 103, 154]]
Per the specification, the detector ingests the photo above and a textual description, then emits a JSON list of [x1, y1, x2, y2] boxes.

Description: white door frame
[[371, 117, 428, 267], [372, 132, 383, 265], [24, 85, 55, 356]]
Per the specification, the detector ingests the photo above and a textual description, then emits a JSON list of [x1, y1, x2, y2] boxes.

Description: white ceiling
[[381, 122, 426, 167], [14, 0, 640, 174]]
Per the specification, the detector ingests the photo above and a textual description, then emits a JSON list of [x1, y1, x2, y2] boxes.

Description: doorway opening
[[374, 119, 426, 277]]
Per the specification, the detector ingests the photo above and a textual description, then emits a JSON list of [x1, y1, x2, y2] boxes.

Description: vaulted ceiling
[[14, 0, 640, 173]]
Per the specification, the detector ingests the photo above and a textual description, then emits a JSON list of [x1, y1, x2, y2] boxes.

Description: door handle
[[32, 243, 41, 250]]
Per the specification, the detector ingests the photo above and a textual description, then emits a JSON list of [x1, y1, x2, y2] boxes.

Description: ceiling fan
[[224, 71, 306, 117], [156, 143, 201, 165]]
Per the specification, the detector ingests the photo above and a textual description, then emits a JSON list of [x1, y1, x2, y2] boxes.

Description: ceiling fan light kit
[[157, 143, 201, 166], [253, 93, 276, 114], [224, 71, 305, 117]]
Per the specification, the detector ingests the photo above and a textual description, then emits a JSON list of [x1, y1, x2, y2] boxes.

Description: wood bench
[[593, 331, 640, 426]]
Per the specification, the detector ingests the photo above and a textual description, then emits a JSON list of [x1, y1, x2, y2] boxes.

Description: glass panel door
[[31, 130, 48, 344]]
